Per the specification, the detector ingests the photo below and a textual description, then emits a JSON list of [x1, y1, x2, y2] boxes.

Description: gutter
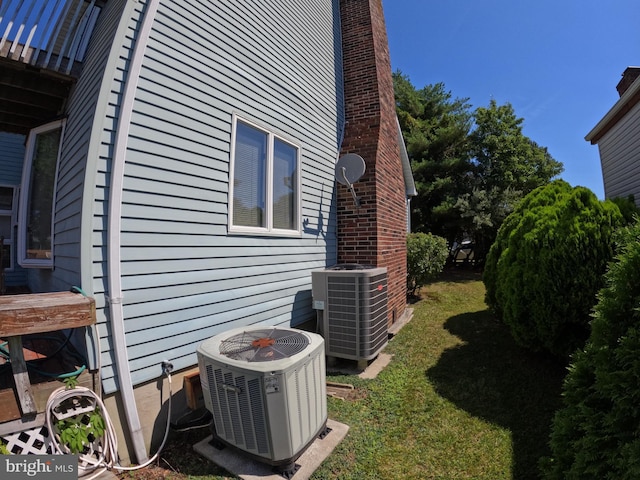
[[107, 0, 160, 464], [396, 116, 417, 232], [396, 115, 417, 197]]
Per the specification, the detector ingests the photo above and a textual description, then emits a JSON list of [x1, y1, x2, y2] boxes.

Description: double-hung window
[[229, 117, 301, 235], [18, 119, 65, 268]]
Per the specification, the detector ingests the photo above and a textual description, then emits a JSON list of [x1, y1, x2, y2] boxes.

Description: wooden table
[[0, 292, 96, 416]]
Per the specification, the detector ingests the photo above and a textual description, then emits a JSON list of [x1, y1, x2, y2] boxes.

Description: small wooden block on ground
[[184, 370, 204, 410]]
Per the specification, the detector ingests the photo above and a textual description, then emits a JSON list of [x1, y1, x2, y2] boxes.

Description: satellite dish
[[335, 154, 366, 185], [335, 154, 365, 207]]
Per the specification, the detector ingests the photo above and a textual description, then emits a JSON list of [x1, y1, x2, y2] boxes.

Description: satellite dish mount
[[335, 154, 366, 208]]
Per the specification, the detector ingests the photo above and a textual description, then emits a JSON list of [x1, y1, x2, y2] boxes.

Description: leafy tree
[[463, 100, 564, 261], [470, 101, 562, 195], [394, 74, 563, 265], [394, 71, 473, 244], [484, 180, 623, 358], [542, 218, 640, 479]]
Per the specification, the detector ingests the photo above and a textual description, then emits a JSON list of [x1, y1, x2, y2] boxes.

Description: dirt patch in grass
[[116, 428, 233, 480], [327, 383, 368, 402], [117, 464, 187, 480]]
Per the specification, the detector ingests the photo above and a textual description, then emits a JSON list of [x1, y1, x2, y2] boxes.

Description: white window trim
[[228, 115, 302, 236], [0, 185, 17, 272], [18, 119, 65, 269]]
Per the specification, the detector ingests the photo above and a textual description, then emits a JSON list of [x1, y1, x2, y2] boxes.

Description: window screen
[[233, 122, 267, 228]]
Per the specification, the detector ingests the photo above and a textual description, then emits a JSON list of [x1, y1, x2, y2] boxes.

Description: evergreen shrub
[[610, 194, 639, 224], [406, 232, 448, 297], [542, 219, 640, 479], [483, 180, 623, 357]]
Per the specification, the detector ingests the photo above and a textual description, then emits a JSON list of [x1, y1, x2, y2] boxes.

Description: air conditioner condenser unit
[[197, 326, 327, 470], [312, 264, 388, 363]]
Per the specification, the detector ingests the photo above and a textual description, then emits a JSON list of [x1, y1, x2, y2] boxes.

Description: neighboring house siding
[[93, 0, 343, 393], [0, 132, 27, 286], [597, 100, 640, 204], [0, 133, 24, 183]]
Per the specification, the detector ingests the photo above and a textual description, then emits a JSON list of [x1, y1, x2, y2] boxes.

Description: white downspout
[[107, 0, 160, 464]]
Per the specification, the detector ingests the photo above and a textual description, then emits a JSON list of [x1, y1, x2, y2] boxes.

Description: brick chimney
[[338, 0, 408, 326], [616, 67, 640, 97]]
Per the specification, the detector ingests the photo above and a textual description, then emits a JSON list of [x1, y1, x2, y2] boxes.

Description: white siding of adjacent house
[[598, 100, 640, 204], [87, 0, 343, 393]]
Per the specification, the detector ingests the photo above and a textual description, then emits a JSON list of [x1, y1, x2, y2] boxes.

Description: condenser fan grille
[[219, 328, 310, 362]]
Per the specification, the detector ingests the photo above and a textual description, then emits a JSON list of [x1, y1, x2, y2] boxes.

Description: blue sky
[[0, 0, 64, 49], [383, 0, 639, 199]]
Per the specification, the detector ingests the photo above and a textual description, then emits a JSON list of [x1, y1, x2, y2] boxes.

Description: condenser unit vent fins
[[312, 266, 389, 361], [205, 365, 270, 455]]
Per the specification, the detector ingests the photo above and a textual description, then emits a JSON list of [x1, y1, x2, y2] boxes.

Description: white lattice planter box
[[1, 425, 54, 455]]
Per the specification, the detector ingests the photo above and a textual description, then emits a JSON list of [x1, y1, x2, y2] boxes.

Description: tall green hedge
[[483, 180, 623, 358], [542, 219, 640, 479]]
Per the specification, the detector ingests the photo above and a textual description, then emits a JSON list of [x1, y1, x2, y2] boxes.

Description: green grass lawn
[[126, 269, 566, 480], [313, 269, 565, 479]]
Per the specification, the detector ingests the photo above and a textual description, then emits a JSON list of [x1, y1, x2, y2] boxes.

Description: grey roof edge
[[585, 71, 640, 143]]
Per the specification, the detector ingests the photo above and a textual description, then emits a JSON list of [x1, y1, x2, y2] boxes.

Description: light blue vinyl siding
[[0, 132, 27, 286], [90, 0, 342, 393]]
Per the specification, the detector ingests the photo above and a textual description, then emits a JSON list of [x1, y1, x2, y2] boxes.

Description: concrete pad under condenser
[[326, 352, 394, 379], [193, 418, 349, 480], [358, 352, 393, 379], [388, 307, 413, 336]]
